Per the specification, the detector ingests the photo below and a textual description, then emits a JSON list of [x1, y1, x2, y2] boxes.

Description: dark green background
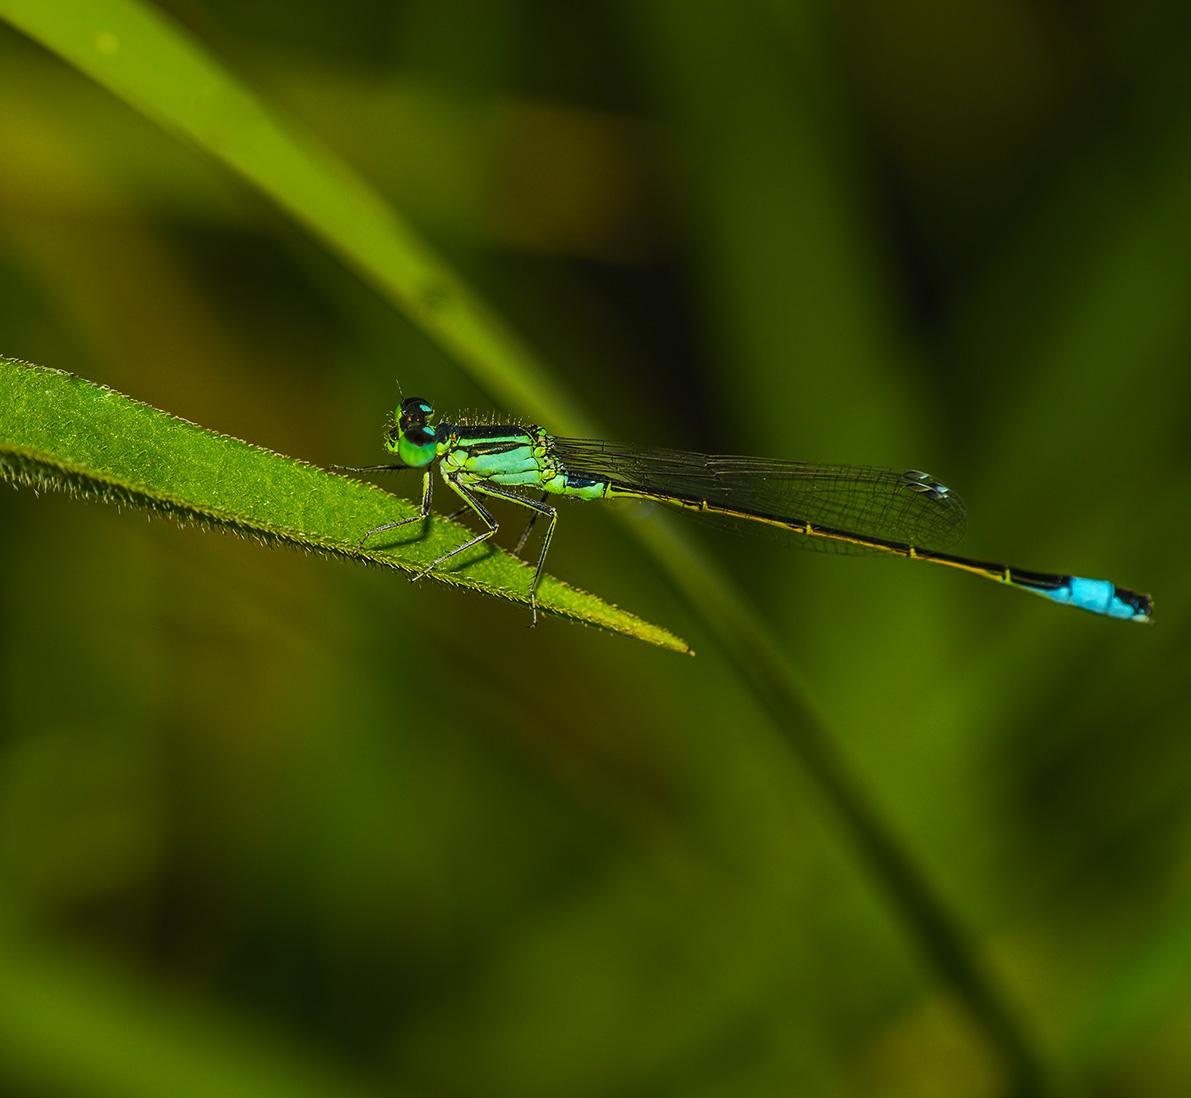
[[0, 1, 1187, 1095]]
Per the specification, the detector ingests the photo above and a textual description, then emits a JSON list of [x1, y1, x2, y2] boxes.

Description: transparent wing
[[547, 437, 967, 554]]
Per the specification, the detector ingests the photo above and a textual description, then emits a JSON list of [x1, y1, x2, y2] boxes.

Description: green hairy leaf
[[0, 356, 691, 654]]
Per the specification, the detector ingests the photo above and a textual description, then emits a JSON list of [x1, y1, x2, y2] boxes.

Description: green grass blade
[[0, 0, 592, 435], [0, 356, 691, 654]]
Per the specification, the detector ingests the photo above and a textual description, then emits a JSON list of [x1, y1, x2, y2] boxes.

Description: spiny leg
[[511, 492, 550, 556], [411, 473, 501, 581], [466, 483, 557, 625], [333, 462, 406, 474], [354, 469, 433, 554]]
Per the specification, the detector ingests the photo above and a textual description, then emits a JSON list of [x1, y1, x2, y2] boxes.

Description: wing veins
[[547, 437, 967, 553]]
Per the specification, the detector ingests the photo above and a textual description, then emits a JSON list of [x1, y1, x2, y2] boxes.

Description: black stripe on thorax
[[457, 439, 535, 458], [440, 422, 535, 442], [438, 422, 538, 458]]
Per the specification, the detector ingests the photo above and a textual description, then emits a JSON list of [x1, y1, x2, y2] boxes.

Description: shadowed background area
[[0, 1, 1188, 1095]]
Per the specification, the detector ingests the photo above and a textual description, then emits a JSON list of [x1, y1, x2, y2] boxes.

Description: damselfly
[[346, 397, 1153, 625]]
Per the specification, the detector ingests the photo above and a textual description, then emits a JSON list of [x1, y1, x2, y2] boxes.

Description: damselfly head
[[385, 397, 438, 465], [398, 397, 435, 429]]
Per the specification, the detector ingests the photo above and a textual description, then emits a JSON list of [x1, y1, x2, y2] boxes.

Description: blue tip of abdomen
[[1041, 575, 1152, 621]]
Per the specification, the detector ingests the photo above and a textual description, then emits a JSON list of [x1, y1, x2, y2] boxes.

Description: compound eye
[[400, 396, 433, 420]]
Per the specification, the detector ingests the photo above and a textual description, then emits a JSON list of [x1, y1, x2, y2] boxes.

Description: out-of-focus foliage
[[0, 1, 1187, 1096]]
